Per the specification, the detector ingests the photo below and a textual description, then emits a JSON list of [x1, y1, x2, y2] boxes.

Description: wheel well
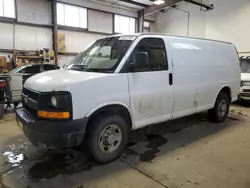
[[219, 86, 231, 101], [87, 105, 132, 130]]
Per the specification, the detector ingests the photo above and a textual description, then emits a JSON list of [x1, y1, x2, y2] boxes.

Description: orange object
[[38, 111, 70, 119]]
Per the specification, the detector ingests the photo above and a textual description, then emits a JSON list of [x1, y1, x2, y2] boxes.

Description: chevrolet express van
[[16, 34, 240, 163]]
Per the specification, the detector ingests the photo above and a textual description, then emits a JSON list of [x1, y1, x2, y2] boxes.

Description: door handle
[[169, 73, 173, 85]]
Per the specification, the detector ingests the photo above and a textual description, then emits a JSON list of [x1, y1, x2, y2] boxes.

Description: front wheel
[[86, 114, 129, 163], [208, 93, 230, 123]]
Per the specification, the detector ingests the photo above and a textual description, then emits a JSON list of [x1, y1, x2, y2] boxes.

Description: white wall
[[17, 0, 52, 25], [155, 0, 250, 53], [155, 3, 206, 37], [88, 9, 113, 34], [0, 23, 52, 50], [185, 3, 206, 37], [156, 8, 189, 36], [59, 0, 138, 18], [15, 25, 52, 50], [145, 14, 156, 22], [150, 22, 156, 33], [0, 0, 52, 51], [0, 23, 14, 49], [206, 0, 250, 52]]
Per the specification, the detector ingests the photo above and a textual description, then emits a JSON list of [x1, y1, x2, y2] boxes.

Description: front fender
[[86, 101, 135, 129]]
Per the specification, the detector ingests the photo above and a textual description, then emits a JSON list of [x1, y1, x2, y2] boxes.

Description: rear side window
[[44, 65, 57, 71], [128, 38, 168, 72], [23, 66, 41, 74]]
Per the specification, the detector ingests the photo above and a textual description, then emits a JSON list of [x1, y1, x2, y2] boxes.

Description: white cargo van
[[16, 34, 240, 163]]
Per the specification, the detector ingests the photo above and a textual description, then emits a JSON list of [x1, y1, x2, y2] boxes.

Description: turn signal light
[[38, 111, 70, 119]]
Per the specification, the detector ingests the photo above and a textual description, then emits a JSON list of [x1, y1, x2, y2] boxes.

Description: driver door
[[127, 37, 174, 129]]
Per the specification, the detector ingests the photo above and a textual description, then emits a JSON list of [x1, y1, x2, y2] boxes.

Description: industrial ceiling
[[90, 0, 213, 13]]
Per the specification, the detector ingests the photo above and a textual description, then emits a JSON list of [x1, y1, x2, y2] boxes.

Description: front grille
[[241, 93, 250, 97], [243, 89, 250, 93], [23, 104, 37, 117], [22, 87, 39, 101], [22, 87, 39, 117]]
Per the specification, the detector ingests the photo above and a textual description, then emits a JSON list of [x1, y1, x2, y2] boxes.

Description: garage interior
[[0, 0, 250, 187]]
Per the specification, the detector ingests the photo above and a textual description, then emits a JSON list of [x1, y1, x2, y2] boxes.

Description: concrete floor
[[0, 104, 250, 188]]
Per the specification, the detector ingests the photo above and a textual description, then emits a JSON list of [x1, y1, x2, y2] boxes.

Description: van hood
[[24, 69, 109, 92], [241, 73, 250, 81]]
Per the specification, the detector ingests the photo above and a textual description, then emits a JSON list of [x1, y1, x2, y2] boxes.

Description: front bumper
[[16, 107, 88, 148], [239, 86, 250, 101]]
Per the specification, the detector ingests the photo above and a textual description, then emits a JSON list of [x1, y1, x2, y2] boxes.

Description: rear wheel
[[208, 93, 230, 123], [86, 114, 129, 163]]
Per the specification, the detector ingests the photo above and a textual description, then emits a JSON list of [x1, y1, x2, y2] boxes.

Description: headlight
[[49, 95, 69, 109], [51, 96, 57, 107], [39, 92, 72, 111], [38, 92, 72, 120]]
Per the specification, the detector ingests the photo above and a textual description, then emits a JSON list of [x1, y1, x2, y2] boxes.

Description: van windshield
[[241, 60, 250, 73], [68, 36, 135, 73]]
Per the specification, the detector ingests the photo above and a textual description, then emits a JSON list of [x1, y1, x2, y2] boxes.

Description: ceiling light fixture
[[153, 0, 165, 5]]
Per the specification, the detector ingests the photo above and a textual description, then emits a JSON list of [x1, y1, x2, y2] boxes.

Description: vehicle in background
[[16, 34, 240, 164], [9, 64, 59, 84], [239, 57, 250, 101], [1, 64, 59, 107]]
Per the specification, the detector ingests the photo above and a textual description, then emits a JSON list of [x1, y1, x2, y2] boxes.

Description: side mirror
[[131, 52, 149, 71]]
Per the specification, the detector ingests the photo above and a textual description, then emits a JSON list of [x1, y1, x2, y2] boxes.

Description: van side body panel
[[166, 36, 240, 119], [125, 35, 174, 129]]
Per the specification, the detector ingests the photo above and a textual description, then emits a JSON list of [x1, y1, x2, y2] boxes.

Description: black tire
[[208, 93, 230, 123], [86, 114, 129, 164]]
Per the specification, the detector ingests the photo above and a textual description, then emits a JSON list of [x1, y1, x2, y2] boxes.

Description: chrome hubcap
[[99, 124, 122, 153], [218, 100, 227, 117]]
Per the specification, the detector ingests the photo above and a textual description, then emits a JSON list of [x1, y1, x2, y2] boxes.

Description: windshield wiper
[[70, 64, 112, 73], [76, 64, 89, 68], [71, 64, 91, 71], [86, 68, 112, 73]]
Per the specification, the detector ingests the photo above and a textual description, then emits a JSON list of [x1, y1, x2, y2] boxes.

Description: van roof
[[108, 33, 233, 45]]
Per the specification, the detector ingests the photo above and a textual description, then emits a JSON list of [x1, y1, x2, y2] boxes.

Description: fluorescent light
[[153, 0, 165, 5]]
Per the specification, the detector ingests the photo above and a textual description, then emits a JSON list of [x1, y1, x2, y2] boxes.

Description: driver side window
[[127, 38, 168, 72]]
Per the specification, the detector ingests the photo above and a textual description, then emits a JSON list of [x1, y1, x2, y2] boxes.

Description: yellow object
[[50, 50, 55, 57], [58, 33, 66, 53], [38, 111, 70, 119]]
